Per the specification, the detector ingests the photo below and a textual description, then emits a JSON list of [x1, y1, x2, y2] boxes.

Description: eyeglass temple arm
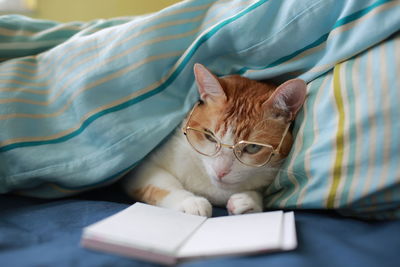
[[274, 122, 291, 154], [181, 102, 200, 133], [183, 102, 291, 155]]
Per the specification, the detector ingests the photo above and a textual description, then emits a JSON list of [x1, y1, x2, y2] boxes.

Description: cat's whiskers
[[126, 63, 307, 216], [265, 167, 307, 180], [238, 163, 307, 180]]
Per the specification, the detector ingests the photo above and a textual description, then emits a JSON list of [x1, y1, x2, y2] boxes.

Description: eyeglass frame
[[181, 102, 292, 167]]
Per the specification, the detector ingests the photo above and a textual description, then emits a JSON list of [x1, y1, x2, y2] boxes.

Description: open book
[[81, 202, 297, 265]]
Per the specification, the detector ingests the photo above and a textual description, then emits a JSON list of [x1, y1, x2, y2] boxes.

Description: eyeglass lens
[[185, 128, 220, 156], [185, 128, 274, 166], [234, 142, 274, 166]]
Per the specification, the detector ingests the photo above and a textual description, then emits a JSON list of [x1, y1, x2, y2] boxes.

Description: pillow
[[0, 0, 399, 217], [265, 33, 400, 219]]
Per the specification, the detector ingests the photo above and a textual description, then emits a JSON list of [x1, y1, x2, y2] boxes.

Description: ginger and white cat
[[123, 64, 306, 217]]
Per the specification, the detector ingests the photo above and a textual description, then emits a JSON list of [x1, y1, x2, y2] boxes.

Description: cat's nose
[[217, 170, 229, 179]]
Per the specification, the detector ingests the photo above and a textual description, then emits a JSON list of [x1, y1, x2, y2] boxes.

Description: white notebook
[[81, 202, 297, 265]]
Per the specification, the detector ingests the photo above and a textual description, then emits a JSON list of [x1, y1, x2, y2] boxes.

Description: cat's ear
[[263, 79, 307, 121], [194, 63, 226, 104]]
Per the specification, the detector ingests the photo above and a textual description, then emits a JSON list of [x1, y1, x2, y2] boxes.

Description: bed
[[1, 0, 400, 266], [1, 187, 400, 267]]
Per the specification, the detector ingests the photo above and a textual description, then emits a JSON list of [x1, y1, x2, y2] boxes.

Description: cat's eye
[[182, 102, 292, 167], [184, 127, 220, 156], [203, 130, 217, 143], [204, 134, 217, 143], [243, 144, 263, 154], [234, 141, 274, 166]]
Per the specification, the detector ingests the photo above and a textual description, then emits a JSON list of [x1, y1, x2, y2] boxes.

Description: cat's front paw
[[179, 196, 212, 217], [227, 191, 263, 215]]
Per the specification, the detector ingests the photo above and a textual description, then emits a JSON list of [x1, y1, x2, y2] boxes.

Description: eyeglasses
[[182, 102, 291, 167]]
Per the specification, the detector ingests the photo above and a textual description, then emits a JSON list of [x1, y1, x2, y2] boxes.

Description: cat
[[123, 63, 306, 217]]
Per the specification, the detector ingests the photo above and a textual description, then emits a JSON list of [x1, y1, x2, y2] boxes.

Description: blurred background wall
[[0, 0, 182, 22]]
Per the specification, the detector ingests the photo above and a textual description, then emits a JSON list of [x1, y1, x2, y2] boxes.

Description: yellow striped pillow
[[265, 33, 400, 219]]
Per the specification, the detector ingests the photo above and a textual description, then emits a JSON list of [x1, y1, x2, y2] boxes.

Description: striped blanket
[[0, 0, 399, 218]]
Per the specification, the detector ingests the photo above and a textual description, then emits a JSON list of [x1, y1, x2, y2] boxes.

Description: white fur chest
[[150, 129, 239, 206]]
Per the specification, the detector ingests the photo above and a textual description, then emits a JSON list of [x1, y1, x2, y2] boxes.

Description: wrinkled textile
[[0, 0, 399, 218], [1, 191, 400, 267]]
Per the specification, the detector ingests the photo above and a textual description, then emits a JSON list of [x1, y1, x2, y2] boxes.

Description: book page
[[177, 211, 284, 259], [281, 212, 297, 250], [82, 203, 206, 257]]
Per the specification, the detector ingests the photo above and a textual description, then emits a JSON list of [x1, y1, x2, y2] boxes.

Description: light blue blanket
[[0, 0, 399, 217]]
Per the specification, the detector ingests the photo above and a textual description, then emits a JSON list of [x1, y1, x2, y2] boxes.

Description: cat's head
[[185, 64, 306, 190]]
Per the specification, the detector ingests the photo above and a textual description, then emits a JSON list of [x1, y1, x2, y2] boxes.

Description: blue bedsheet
[[1, 189, 399, 267], [1, 1, 400, 264]]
